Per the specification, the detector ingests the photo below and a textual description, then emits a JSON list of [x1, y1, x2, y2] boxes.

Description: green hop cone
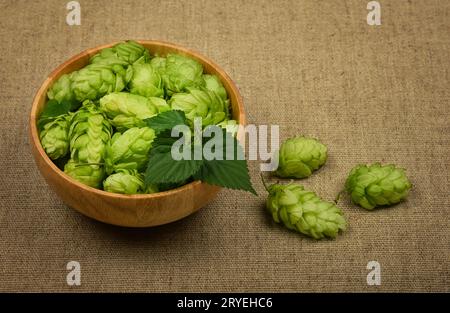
[[149, 97, 171, 113], [103, 169, 154, 194], [104, 170, 143, 194], [203, 74, 228, 101], [266, 183, 346, 239], [128, 62, 164, 98], [71, 63, 131, 102], [88, 51, 129, 68], [47, 73, 77, 105], [150, 56, 166, 74], [64, 102, 111, 188], [275, 136, 327, 178], [162, 54, 205, 95], [99, 92, 159, 131], [39, 114, 70, 160], [169, 88, 228, 127], [113, 41, 150, 64], [104, 170, 159, 194], [68, 101, 112, 164], [345, 163, 412, 210], [104, 127, 156, 175], [64, 160, 105, 188], [217, 119, 238, 137], [144, 184, 160, 194], [90, 41, 150, 65]]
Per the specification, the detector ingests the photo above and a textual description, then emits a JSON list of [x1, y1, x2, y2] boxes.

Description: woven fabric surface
[[0, 0, 449, 292]]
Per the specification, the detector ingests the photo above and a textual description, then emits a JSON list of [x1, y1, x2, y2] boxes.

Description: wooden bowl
[[29, 40, 246, 227]]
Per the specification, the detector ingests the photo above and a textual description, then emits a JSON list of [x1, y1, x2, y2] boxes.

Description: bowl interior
[[30, 40, 246, 200]]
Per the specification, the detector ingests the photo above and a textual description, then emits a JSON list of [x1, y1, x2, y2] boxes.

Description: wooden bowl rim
[[29, 40, 246, 200]]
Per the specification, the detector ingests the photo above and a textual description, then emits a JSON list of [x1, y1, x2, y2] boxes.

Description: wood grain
[[29, 40, 246, 227]]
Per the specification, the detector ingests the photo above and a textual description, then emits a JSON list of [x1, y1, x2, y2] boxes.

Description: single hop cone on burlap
[[266, 183, 346, 239], [275, 136, 327, 178], [344, 163, 412, 210]]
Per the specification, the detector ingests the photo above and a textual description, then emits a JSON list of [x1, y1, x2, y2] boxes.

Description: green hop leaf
[[193, 127, 256, 195], [144, 134, 203, 186], [345, 163, 412, 210], [157, 180, 190, 192], [38, 99, 72, 130], [144, 126, 256, 195], [144, 110, 187, 134], [275, 136, 327, 179], [267, 183, 346, 239]]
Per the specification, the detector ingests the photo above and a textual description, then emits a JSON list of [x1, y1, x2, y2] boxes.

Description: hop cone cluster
[[39, 114, 70, 160], [104, 127, 156, 175], [275, 136, 327, 178], [345, 163, 412, 210], [99, 92, 159, 131], [48, 42, 150, 106], [169, 88, 228, 126], [64, 102, 112, 188], [103, 169, 158, 195], [266, 183, 346, 239]]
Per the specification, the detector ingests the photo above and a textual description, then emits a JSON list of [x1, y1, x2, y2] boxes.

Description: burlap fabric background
[[0, 0, 448, 292]]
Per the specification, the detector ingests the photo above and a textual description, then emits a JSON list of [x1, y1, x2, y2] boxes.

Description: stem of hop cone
[[73, 162, 104, 167], [260, 172, 269, 193]]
